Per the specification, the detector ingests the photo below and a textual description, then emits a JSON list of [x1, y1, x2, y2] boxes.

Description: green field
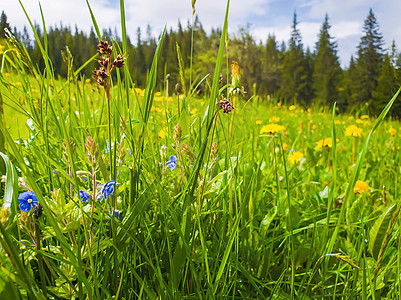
[[1, 1, 401, 299]]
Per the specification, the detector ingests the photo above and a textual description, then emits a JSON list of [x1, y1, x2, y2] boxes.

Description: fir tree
[[280, 11, 311, 105], [312, 14, 342, 107], [352, 8, 384, 112]]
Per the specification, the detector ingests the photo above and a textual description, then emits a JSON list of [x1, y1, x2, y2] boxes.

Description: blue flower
[[114, 210, 120, 218], [105, 141, 110, 153], [100, 180, 117, 200], [166, 155, 177, 171], [18, 192, 38, 212], [79, 190, 90, 202]]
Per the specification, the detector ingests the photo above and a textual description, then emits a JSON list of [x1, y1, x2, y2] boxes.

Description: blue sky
[[3, 0, 401, 67]]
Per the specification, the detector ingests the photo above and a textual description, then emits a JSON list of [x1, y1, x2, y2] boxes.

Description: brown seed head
[[98, 56, 110, 69], [112, 54, 125, 69], [181, 143, 195, 160], [97, 39, 113, 56], [85, 136, 99, 163], [211, 142, 218, 158], [173, 123, 182, 141], [218, 98, 234, 113], [175, 83, 182, 94]]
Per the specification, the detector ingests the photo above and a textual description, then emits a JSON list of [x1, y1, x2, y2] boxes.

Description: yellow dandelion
[[158, 129, 166, 139], [15, 81, 22, 87], [255, 118, 262, 125], [345, 125, 363, 137], [356, 119, 364, 124], [334, 120, 341, 125], [260, 123, 285, 135], [353, 180, 371, 194], [288, 151, 303, 164], [151, 107, 162, 113], [85, 78, 91, 84], [315, 138, 334, 150], [387, 126, 396, 136], [282, 143, 288, 151], [289, 105, 296, 111], [191, 108, 198, 114], [269, 116, 280, 123], [361, 115, 369, 119]]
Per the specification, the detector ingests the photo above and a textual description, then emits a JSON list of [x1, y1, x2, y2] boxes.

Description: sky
[[2, 0, 401, 67]]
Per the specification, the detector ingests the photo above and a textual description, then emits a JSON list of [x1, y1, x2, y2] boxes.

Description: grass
[[1, 0, 401, 299]]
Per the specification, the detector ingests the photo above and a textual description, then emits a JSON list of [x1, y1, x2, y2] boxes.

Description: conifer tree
[[312, 14, 342, 107], [352, 8, 384, 112], [280, 12, 311, 105]]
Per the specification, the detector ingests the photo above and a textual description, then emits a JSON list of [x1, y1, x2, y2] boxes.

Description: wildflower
[[255, 118, 262, 125], [100, 180, 117, 200], [315, 138, 335, 150], [354, 180, 371, 194], [269, 116, 280, 123], [158, 129, 166, 139], [160, 144, 167, 159], [289, 105, 296, 111], [79, 190, 90, 202], [387, 126, 396, 136], [210, 142, 218, 158], [345, 125, 363, 137], [26, 119, 35, 131], [173, 124, 182, 141], [18, 192, 38, 212], [166, 155, 177, 171], [288, 151, 303, 164], [282, 143, 288, 151], [231, 60, 241, 88], [114, 210, 120, 218], [260, 123, 285, 135], [105, 141, 110, 153], [361, 115, 369, 119]]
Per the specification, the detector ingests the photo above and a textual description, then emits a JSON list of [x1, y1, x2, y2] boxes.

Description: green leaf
[[369, 203, 397, 260], [0, 152, 18, 219]]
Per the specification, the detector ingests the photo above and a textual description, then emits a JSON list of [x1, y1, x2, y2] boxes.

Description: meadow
[[1, 1, 401, 299]]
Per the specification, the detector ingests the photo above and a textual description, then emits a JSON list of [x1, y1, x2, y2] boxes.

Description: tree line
[[1, 9, 401, 116]]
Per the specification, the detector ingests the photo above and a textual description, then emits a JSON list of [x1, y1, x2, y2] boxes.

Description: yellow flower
[[260, 123, 285, 135], [191, 108, 198, 114], [158, 129, 166, 139], [315, 138, 334, 150], [151, 107, 162, 113], [289, 105, 296, 111], [345, 125, 363, 137], [15, 81, 22, 87], [353, 180, 371, 194], [85, 78, 91, 84], [269, 116, 280, 123], [255, 118, 262, 125], [334, 120, 341, 125], [288, 151, 303, 164], [282, 143, 288, 151], [387, 126, 396, 136], [356, 119, 364, 124], [361, 115, 369, 119]]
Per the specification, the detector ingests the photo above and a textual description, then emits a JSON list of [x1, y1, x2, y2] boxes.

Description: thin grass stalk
[[278, 135, 295, 298]]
